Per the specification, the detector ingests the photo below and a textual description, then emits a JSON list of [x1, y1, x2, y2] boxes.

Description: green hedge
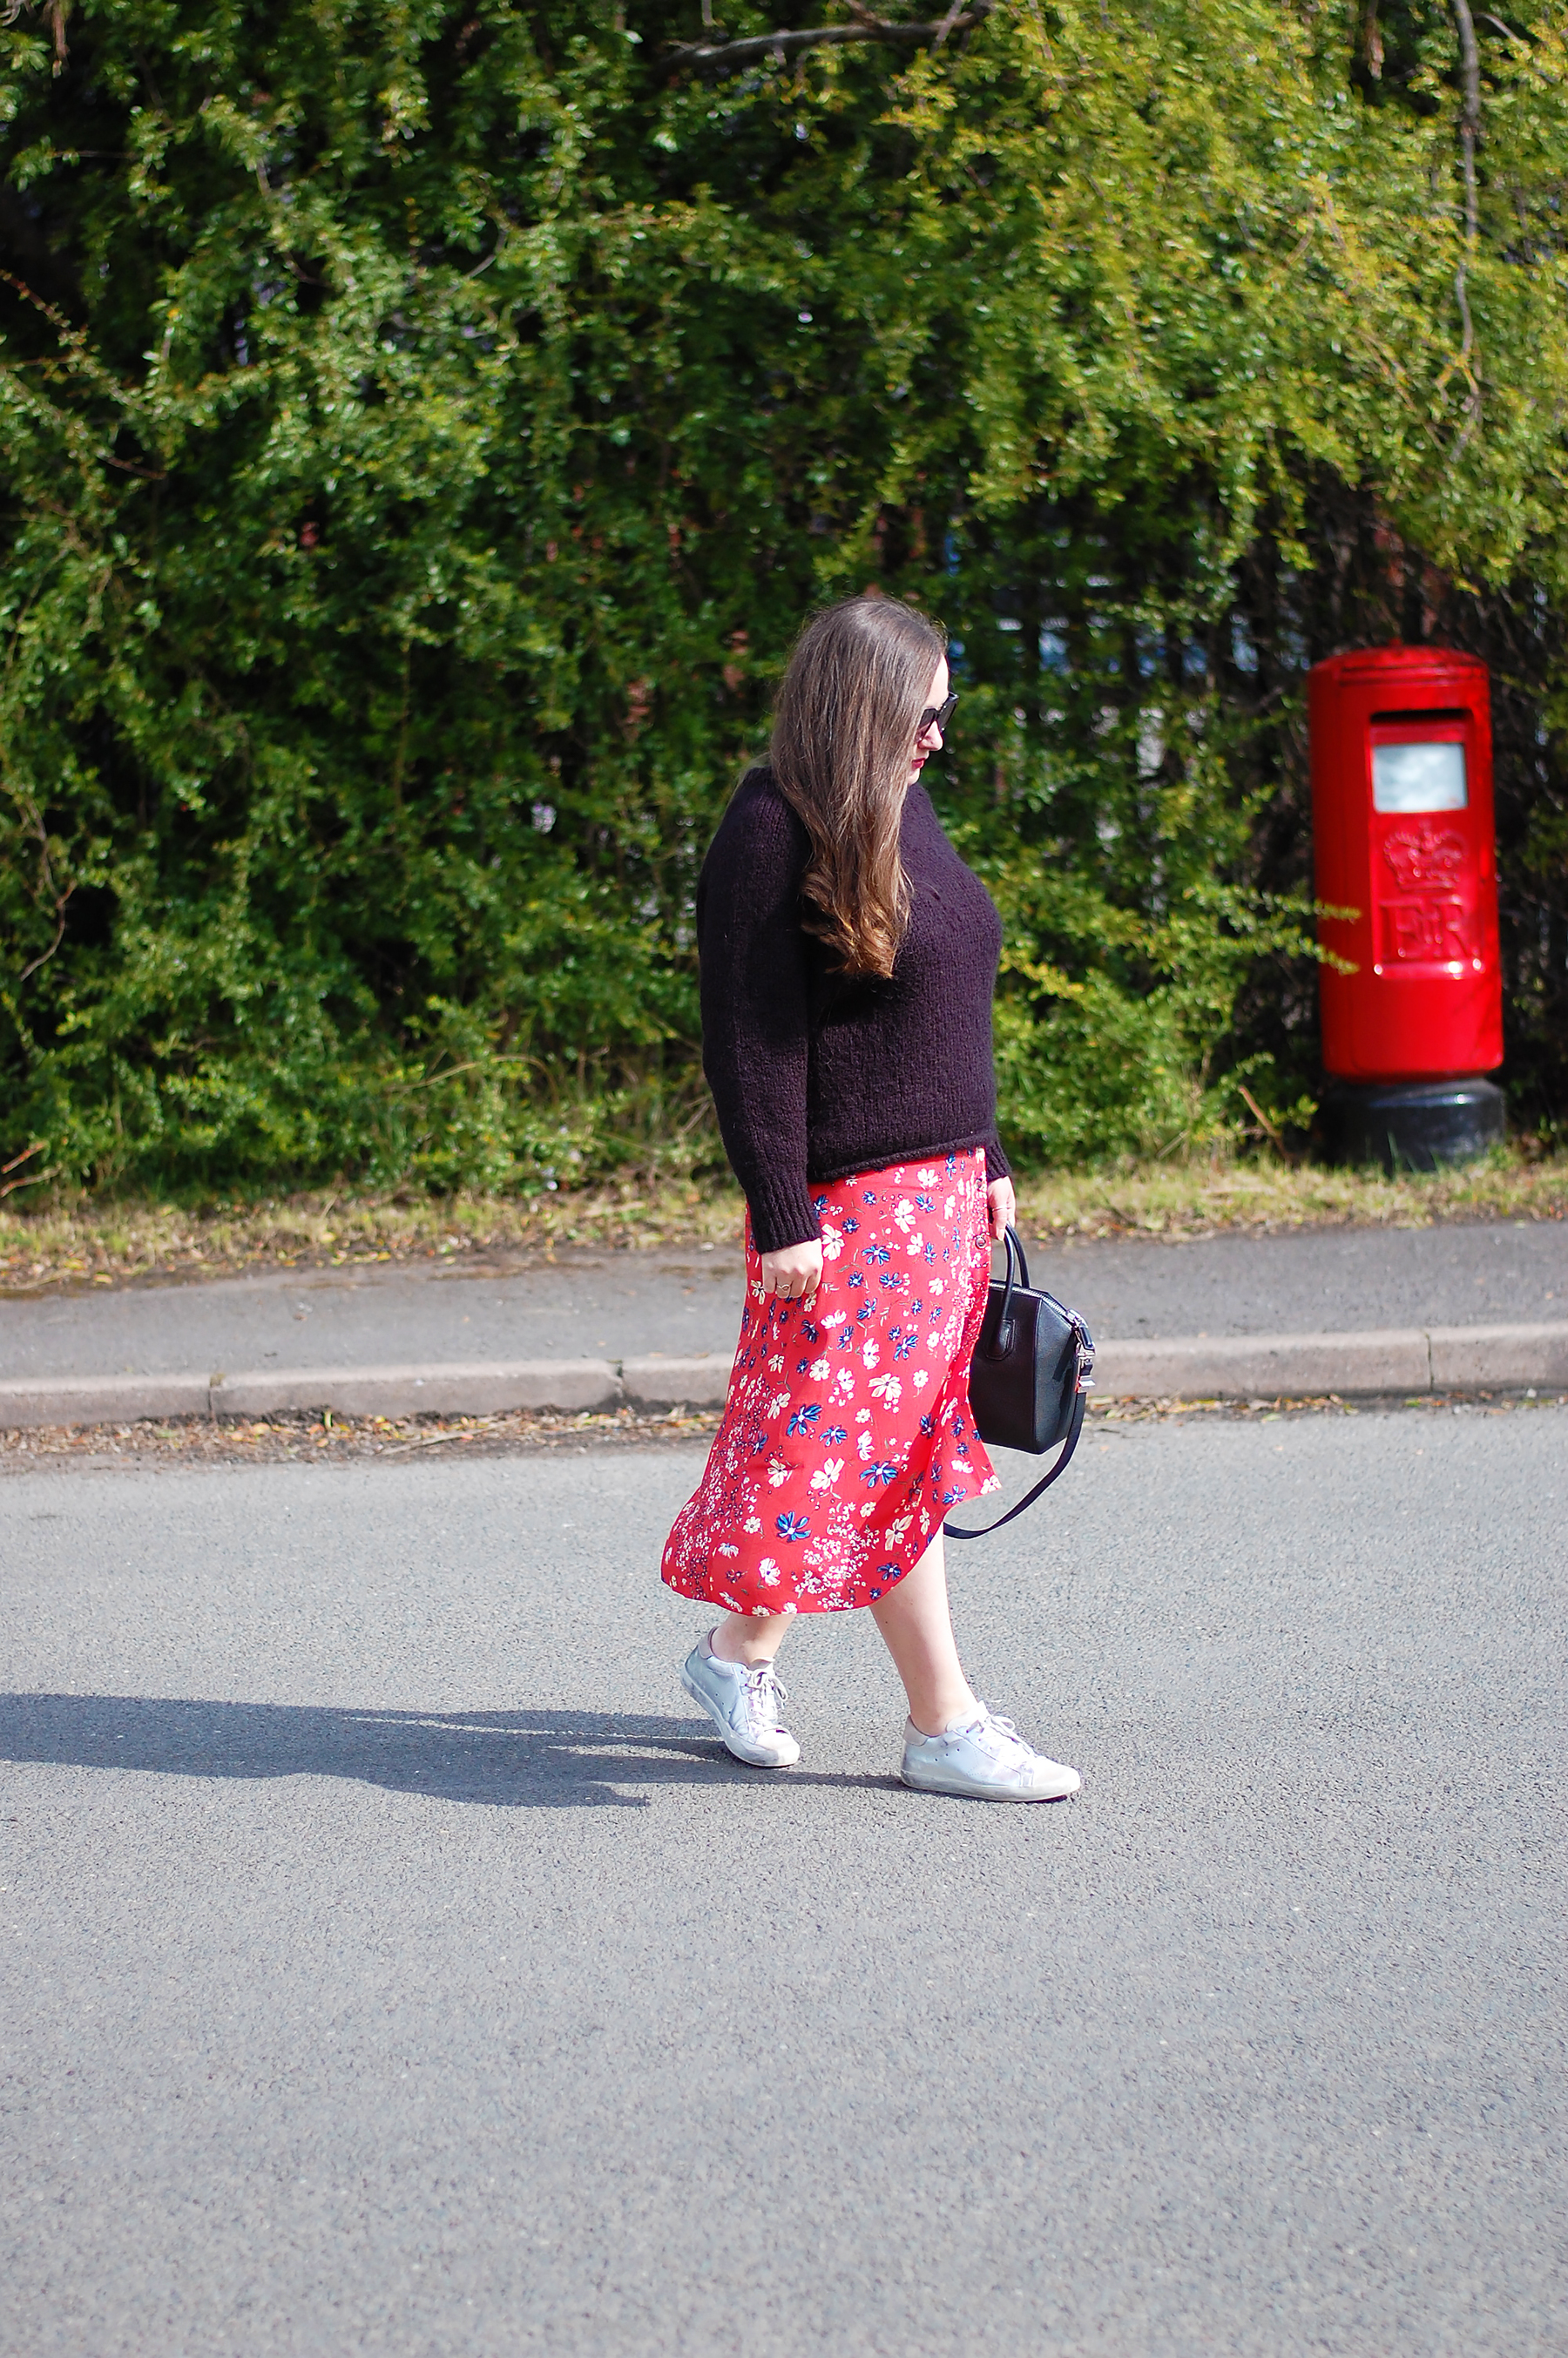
[[3, 0, 1566, 1197]]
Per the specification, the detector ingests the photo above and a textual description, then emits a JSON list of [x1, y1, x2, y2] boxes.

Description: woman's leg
[[709, 1611, 793, 1666], [686, 1610, 799, 1768], [882, 1537, 1080, 1798], [868, 1533, 979, 1737]]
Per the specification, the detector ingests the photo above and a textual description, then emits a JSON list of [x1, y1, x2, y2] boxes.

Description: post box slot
[[1369, 706, 1469, 724], [1369, 711, 1468, 814]]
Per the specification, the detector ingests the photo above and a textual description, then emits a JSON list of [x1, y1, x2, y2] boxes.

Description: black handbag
[[947, 1226, 1095, 1540]]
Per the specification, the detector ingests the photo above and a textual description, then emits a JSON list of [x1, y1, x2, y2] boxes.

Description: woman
[[662, 594, 1079, 1803]]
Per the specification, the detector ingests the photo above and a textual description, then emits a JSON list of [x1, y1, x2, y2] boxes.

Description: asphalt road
[[4, 1217, 1565, 1382], [2, 1408, 1563, 2356]]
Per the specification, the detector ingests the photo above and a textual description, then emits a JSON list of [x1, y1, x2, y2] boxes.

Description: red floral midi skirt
[[661, 1148, 999, 1616]]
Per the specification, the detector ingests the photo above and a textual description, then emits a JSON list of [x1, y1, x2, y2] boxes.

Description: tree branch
[[666, 3, 994, 73], [1358, 0, 1383, 80], [0, 1141, 52, 1200], [1453, 0, 1481, 257], [1451, 0, 1484, 445], [0, 1, 71, 76]]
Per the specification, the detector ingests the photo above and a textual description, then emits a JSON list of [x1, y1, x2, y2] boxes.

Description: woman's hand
[[986, 1177, 1016, 1243], [759, 1240, 823, 1307]]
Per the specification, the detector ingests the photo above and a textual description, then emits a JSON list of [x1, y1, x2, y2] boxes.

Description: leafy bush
[[3, 0, 1565, 1199]]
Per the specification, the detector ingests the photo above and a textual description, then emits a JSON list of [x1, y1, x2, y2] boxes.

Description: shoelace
[[964, 1709, 1031, 1762], [740, 1661, 788, 1732]]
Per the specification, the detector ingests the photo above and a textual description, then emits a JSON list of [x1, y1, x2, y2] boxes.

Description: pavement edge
[[3, 1326, 1567, 1432]]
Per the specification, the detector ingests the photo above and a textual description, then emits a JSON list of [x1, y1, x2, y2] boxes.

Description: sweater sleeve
[[984, 1135, 1011, 1185], [697, 780, 820, 1253]]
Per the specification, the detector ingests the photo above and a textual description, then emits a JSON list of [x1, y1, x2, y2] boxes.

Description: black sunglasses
[[918, 693, 957, 739]]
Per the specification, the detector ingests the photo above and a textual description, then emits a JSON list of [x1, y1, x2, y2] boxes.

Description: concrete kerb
[[1092, 1329, 1429, 1401], [1092, 1323, 1568, 1399], [0, 1359, 627, 1434], [2, 1328, 1565, 1434]]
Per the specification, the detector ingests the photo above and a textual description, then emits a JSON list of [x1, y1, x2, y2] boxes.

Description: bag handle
[[944, 1381, 1088, 1539], [984, 1223, 1030, 1359]]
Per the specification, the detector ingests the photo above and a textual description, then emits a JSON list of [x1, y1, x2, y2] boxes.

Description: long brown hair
[[768, 594, 947, 980]]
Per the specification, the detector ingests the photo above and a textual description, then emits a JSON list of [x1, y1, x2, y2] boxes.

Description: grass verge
[[0, 1404, 725, 1471], [1, 1146, 1563, 1294]]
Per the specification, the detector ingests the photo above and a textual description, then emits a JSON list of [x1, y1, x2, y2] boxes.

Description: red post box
[[1309, 645, 1504, 1168]]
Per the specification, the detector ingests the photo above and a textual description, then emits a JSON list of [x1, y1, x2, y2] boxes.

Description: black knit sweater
[[697, 765, 1010, 1253]]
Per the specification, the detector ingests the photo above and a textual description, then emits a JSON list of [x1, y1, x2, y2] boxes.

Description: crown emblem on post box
[[1381, 826, 1467, 893]]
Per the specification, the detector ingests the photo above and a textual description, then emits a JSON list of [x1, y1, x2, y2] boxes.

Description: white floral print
[[661, 1152, 997, 1614]]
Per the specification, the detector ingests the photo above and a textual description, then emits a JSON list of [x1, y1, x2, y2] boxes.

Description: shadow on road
[[0, 1692, 896, 1809]]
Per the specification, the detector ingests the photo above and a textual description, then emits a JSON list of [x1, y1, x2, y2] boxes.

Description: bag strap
[[944, 1380, 1089, 1540]]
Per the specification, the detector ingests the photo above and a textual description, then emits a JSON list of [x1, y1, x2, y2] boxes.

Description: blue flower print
[[663, 1149, 992, 1619]]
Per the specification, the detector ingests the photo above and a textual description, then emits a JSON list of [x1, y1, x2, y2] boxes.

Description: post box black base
[[1320, 1077, 1506, 1174]]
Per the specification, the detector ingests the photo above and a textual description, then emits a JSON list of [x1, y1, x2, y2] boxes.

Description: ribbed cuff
[[984, 1137, 1011, 1184], [746, 1173, 821, 1256]]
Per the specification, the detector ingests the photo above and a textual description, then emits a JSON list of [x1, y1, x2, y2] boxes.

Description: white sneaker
[[681, 1638, 801, 1768], [901, 1704, 1080, 1801]]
